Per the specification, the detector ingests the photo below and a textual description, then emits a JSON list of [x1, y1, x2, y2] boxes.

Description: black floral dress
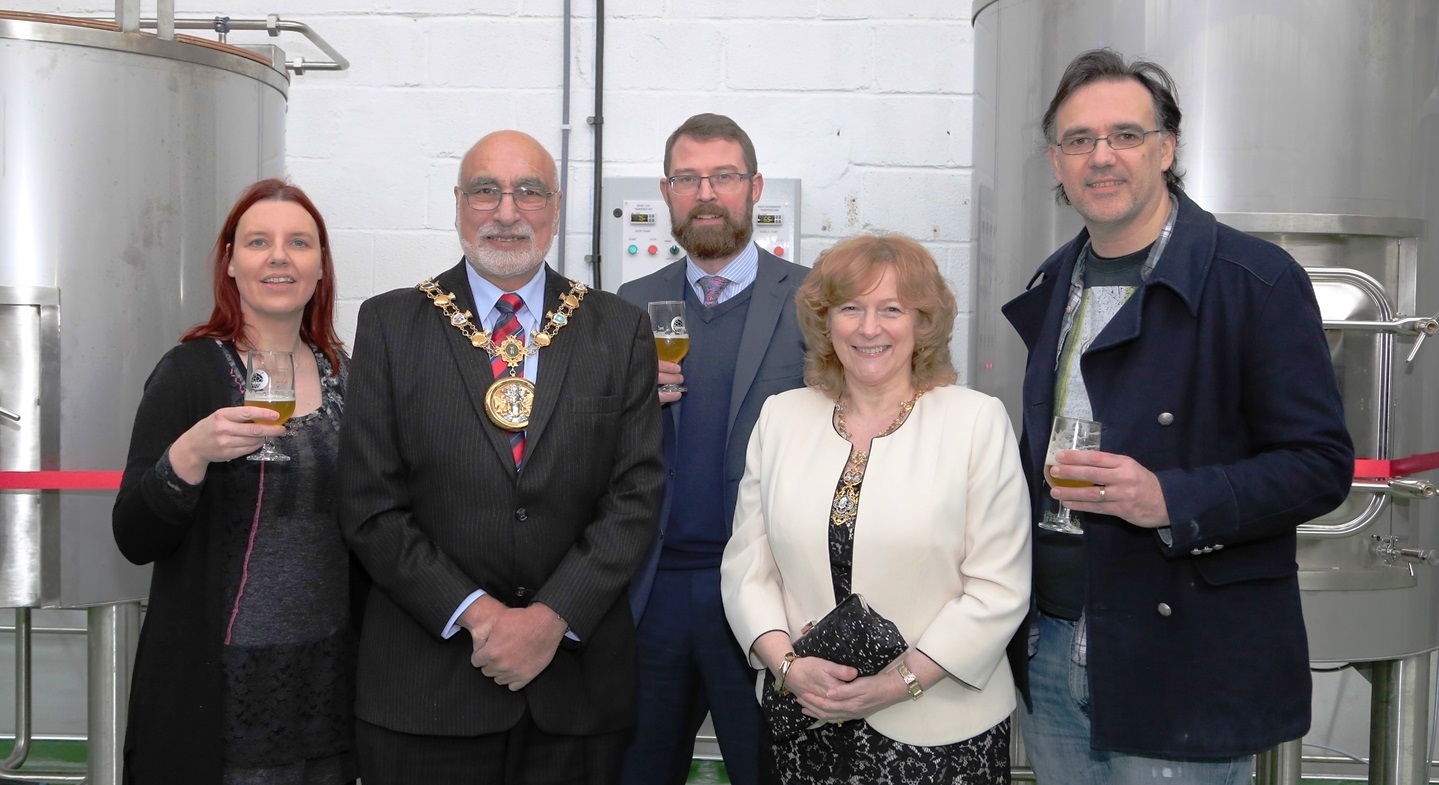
[[769, 403, 1010, 785]]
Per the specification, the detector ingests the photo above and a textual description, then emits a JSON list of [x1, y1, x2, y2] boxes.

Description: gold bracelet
[[774, 652, 798, 694], [897, 662, 923, 701]]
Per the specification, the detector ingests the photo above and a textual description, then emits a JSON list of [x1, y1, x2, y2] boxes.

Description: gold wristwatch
[[896, 662, 923, 700]]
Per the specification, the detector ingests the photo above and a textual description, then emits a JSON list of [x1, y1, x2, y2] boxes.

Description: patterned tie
[[698, 275, 733, 308], [491, 293, 526, 467]]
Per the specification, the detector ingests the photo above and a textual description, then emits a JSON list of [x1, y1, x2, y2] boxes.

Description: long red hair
[[182, 179, 344, 374]]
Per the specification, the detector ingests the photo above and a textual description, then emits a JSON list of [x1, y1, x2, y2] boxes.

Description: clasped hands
[[460, 594, 568, 692], [1046, 449, 1170, 528], [781, 656, 891, 723]]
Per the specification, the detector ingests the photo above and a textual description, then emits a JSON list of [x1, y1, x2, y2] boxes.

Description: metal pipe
[[114, 0, 138, 33], [1255, 739, 1303, 785], [0, 407, 19, 422], [587, 0, 605, 289], [87, 603, 140, 785], [1, 610, 31, 771], [136, 15, 349, 73], [1323, 317, 1438, 336], [557, 0, 572, 276], [156, 0, 174, 40], [1358, 479, 1438, 500], [1368, 654, 1433, 785], [0, 609, 84, 784]]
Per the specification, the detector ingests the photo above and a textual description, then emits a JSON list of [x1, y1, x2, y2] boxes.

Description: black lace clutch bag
[[760, 593, 908, 740]]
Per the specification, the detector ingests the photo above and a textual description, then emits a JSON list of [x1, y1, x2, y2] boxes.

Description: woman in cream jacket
[[720, 233, 1031, 784]]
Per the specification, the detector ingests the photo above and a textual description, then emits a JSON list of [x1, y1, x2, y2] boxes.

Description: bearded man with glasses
[[1001, 48, 1354, 785], [617, 113, 810, 785]]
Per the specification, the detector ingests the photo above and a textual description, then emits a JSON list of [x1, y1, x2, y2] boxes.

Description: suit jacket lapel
[[728, 252, 788, 435], [429, 261, 519, 468], [518, 266, 573, 455]]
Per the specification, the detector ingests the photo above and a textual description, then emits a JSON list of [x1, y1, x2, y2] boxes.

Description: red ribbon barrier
[[1354, 452, 1439, 480], [0, 471, 124, 490]]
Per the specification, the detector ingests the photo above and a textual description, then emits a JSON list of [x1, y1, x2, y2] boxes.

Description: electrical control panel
[[598, 176, 801, 290]]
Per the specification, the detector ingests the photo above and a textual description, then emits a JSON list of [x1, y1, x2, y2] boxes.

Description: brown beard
[[671, 200, 754, 261]]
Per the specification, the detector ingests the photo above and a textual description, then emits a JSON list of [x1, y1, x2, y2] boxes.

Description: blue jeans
[[1019, 613, 1254, 785]]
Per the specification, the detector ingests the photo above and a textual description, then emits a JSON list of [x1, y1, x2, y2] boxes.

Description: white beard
[[457, 219, 546, 281]]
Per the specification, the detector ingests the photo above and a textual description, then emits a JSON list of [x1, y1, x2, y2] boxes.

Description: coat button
[[1190, 549, 1203, 556], [1157, 603, 1172, 617], [515, 507, 528, 522], [1158, 412, 1175, 426], [515, 586, 530, 599]]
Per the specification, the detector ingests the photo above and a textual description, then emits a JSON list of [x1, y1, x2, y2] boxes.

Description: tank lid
[[0, 11, 288, 97], [972, 0, 1001, 24]]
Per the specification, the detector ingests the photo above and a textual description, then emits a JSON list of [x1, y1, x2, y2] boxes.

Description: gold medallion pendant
[[417, 276, 588, 433], [485, 376, 536, 429]]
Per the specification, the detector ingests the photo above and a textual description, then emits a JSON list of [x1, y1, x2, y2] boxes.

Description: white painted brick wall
[[12, 2, 978, 378]]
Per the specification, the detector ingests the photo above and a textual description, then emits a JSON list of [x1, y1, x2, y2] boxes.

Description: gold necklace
[[416, 277, 587, 430], [830, 390, 922, 527]]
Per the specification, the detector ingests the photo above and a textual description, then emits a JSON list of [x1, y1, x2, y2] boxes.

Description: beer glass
[[649, 301, 689, 394], [1039, 415, 1102, 534], [244, 350, 296, 462]]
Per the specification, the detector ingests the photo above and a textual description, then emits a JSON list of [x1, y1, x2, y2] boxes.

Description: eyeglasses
[[1053, 129, 1164, 156], [463, 186, 555, 211], [666, 172, 755, 195]]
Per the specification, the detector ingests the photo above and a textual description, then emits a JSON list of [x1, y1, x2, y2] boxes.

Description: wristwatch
[[774, 651, 798, 694], [896, 662, 923, 700]]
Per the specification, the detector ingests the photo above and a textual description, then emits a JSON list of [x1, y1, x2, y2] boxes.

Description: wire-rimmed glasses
[[665, 172, 755, 195], [1053, 129, 1164, 155], [462, 186, 555, 211]]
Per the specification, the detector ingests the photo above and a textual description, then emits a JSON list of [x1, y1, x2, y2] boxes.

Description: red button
[[648, 245, 658, 255], [774, 246, 785, 257]]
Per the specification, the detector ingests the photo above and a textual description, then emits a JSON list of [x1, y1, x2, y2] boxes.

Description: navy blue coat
[[1002, 188, 1353, 757]]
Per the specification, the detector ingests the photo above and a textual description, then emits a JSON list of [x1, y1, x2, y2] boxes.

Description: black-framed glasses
[[1053, 129, 1164, 156], [666, 172, 755, 195], [463, 186, 555, 211]]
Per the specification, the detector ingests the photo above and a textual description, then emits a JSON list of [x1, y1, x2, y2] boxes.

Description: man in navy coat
[[618, 113, 808, 785], [1003, 49, 1353, 784]]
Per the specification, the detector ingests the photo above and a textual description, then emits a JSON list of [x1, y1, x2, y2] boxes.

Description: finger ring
[[1099, 486, 1107, 502]]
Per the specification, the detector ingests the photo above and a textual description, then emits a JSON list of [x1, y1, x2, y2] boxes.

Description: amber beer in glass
[[655, 334, 690, 364], [1039, 416, 1101, 534], [245, 350, 296, 462], [648, 300, 688, 393]]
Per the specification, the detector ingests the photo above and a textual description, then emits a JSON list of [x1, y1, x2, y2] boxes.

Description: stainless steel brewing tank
[[0, 13, 288, 608], [970, 0, 1439, 662]]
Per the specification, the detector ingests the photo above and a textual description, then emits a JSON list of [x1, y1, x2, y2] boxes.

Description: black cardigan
[[112, 339, 362, 783]]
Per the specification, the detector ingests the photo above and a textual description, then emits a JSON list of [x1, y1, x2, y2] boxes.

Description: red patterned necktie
[[699, 275, 732, 308], [492, 293, 526, 467]]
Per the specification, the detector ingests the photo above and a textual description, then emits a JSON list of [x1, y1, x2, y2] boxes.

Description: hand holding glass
[[649, 301, 689, 394], [244, 350, 295, 462], [1040, 416, 1102, 534]]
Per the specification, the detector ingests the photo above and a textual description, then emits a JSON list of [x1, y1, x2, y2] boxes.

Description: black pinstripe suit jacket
[[338, 260, 664, 737]]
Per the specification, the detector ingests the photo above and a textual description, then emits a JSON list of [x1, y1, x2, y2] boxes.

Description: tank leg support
[[1255, 738, 1302, 785], [1368, 654, 1432, 785], [87, 603, 140, 785]]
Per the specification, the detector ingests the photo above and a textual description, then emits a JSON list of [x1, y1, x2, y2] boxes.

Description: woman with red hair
[[113, 179, 359, 784]]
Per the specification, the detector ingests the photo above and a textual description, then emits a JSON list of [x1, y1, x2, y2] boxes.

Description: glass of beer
[[649, 300, 689, 394], [244, 350, 296, 462], [1039, 415, 1102, 534]]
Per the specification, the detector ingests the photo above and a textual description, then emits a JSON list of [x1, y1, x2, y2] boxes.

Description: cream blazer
[[720, 384, 1032, 746]]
